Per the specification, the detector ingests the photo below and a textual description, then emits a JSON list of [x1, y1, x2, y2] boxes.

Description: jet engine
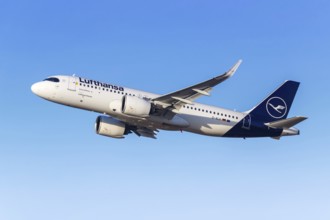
[[121, 95, 152, 117], [95, 116, 128, 138]]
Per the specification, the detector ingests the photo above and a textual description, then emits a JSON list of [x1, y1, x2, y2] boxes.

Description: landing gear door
[[242, 114, 251, 130], [68, 76, 77, 91]]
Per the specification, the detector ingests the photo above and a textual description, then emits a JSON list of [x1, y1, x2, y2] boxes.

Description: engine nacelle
[[122, 95, 151, 117], [95, 116, 127, 138]]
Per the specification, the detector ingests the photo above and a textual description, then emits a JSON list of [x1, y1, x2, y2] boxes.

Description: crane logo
[[266, 97, 287, 119]]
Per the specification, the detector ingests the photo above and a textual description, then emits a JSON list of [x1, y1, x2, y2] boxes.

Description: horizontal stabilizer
[[265, 116, 307, 129]]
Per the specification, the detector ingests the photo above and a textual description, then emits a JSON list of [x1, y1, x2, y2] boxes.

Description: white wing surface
[[152, 60, 242, 113]]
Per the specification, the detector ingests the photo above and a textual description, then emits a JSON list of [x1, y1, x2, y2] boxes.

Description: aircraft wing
[[152, 60, 242, 111], [132, 127, 159, 139]]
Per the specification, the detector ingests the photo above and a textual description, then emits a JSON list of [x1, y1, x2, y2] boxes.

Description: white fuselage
[[31, 75, 246, 137]]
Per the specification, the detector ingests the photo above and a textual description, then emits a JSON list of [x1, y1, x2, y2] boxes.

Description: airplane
[[31, 60, 307, 140]]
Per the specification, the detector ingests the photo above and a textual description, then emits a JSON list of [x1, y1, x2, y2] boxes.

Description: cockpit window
[[43, 77, 60, 83]]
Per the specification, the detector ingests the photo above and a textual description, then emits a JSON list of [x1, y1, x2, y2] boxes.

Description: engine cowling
[[122, 95, 151, 117], [95, 116, 127, 138]]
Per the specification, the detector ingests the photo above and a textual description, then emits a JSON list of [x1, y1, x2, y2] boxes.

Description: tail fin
[[248, 80, 300, 123]]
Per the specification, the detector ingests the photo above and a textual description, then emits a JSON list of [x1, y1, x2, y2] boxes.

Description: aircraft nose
[[31, 82, 41, 95]]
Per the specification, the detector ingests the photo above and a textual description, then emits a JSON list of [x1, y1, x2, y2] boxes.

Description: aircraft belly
[[179, 114, 235, 136], [200, 124, 232, 136]]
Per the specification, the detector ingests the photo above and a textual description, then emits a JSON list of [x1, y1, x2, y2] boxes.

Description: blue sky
[[1, 0, 329, 219]]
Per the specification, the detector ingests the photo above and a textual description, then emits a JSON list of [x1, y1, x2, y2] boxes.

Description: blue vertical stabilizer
[[248, 80, 300, 123]]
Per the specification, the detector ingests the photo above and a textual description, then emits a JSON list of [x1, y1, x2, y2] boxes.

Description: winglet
[[225, 59, 242, 77]]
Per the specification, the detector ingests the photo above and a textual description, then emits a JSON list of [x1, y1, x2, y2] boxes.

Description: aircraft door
[[242, 114, 251, 130], [68, 76, 77, 91]]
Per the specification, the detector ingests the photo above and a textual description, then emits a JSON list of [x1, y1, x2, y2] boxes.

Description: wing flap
[[133, 127, 158, 139]]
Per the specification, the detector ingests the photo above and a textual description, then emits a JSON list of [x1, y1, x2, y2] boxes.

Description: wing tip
[[226, 59, 242, 77]]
